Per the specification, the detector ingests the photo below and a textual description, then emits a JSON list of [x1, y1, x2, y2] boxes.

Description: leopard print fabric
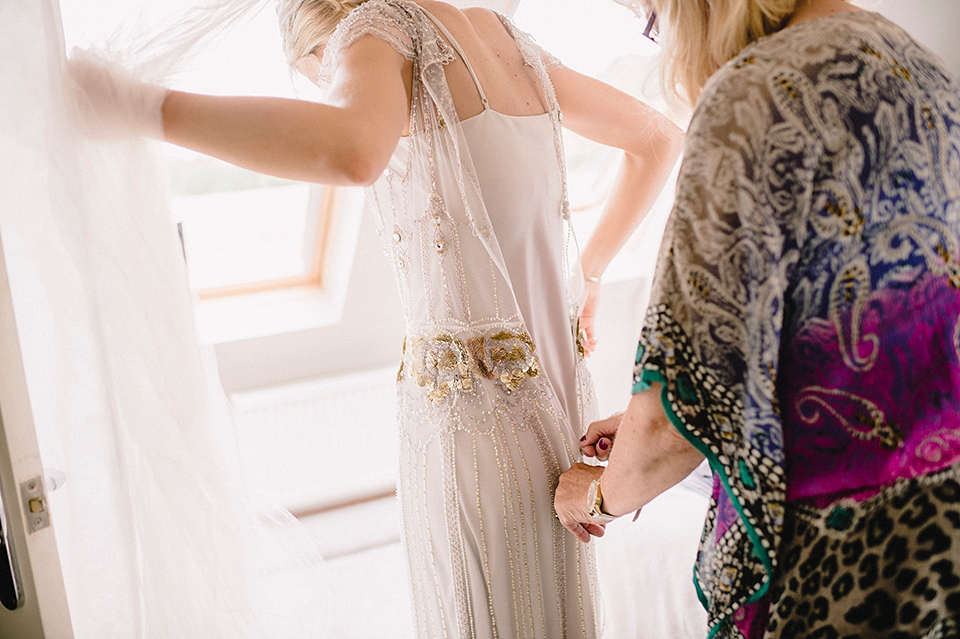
[[764, 467, 960, 638]]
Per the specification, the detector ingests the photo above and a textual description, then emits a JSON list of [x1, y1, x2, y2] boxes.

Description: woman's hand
[[579, 388, 705, 519], [554, 462, 607, 543], [577, 280, 601, 357], [67, 48, 169, 140], [580, 411, 623, 462]]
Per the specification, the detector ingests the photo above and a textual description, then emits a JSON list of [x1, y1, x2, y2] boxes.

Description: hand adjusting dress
[[320, 2, 600, 637]]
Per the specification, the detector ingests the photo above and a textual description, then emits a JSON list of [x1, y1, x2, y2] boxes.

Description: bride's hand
[[577, 279, 600, 357], [67, 48, 169, 140]]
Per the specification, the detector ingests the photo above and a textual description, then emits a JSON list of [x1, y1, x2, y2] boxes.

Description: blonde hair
[[276, 0, 369, 65], [654, 0, 805, 104]]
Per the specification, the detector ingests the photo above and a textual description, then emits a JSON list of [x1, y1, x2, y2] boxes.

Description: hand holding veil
[[68, 47, 170, 139]]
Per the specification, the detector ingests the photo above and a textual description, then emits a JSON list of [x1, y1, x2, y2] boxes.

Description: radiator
[[229, 365, 400, 514]]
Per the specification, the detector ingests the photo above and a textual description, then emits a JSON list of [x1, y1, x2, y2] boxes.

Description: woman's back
[[412, 1, 552, 122]]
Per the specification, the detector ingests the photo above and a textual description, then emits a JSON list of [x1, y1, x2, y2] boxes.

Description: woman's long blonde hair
[[654, 0, 803, 104], [276, 0, 369, 64]]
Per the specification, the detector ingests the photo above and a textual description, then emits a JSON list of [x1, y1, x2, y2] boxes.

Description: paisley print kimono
[[634, 11, 960, 638]]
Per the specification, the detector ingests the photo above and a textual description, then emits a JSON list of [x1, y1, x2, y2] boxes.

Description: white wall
[[214, 209, 406, 393], [863, 0, 960, 79]]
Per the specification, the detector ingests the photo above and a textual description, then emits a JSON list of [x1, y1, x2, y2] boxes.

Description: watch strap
[[588, 479, 618, 523]]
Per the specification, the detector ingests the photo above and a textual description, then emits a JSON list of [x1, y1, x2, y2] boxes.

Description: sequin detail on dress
[[401, 329, 541, 404]]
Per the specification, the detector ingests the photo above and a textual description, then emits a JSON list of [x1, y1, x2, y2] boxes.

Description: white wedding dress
[[322, 1, 600, 637]]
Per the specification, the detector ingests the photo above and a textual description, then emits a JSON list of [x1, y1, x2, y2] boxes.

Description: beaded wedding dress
[[321, 1, 600, 636]]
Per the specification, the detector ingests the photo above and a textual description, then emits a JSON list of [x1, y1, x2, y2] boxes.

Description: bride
[[71, 0, 682, 636]]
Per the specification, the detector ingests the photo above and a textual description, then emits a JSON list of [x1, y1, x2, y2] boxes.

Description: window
[[170, 155, 334, 300]]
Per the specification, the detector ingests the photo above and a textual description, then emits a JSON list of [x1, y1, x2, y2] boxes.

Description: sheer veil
[[1, 0, 333, 636]]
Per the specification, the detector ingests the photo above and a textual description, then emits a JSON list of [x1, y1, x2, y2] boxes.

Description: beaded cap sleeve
[[318, 0, 454, 84], [633, 11, 960, 637], [494, 13, 562, 72]]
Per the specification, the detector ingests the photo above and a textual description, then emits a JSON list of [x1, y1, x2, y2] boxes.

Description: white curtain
[[0, 1, 331, 636]]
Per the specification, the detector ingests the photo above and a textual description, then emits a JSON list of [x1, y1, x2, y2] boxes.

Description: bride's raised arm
[[70, 33, 410, 186]]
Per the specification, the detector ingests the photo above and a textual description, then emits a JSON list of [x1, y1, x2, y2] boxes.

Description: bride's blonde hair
[[277, 0, 369, 64], [655, 0, 821, 104]]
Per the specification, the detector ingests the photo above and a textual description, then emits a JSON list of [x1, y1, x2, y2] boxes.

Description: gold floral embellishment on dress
[[575, 320, 587, 358], [467, 330, 541, 391], [411, 334, 474, 404], [397, 337, 406, 382], [405, 330, 541, 403]]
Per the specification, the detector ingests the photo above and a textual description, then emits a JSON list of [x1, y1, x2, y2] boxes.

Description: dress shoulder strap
[[417, 7, 489, 108]]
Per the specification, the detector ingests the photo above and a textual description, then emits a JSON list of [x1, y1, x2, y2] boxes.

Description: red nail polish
[[580, 436, 586, 442], [598, 439, 608, 451]]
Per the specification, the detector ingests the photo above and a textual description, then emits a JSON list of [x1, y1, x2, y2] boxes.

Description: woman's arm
[[550, 66, 683, 278], [549, 65, 684, 351], [161, 35, 410, 186], [555, 385, 704, 541], [597, 386, 704, 515]]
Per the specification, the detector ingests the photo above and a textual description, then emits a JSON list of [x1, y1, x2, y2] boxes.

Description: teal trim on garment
[[693, 563, 710, 610], [632, 378, 651, 394], [633, 368, 774, 638], [739, 461, 756, 489]]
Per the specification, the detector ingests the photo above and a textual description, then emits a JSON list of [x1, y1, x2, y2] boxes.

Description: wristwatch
[[586, 479, 618, 523]]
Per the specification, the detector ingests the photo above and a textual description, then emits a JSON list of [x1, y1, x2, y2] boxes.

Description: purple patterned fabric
[[781, 272, 960, 502]]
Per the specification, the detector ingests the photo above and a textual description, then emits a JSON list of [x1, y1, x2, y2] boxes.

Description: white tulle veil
[[607, 0, 644, 17], [0, 0, 333, 636]]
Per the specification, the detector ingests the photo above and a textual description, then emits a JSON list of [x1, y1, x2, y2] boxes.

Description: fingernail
[[580, 436, 586, 442], [598, 439, 608, 451]]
